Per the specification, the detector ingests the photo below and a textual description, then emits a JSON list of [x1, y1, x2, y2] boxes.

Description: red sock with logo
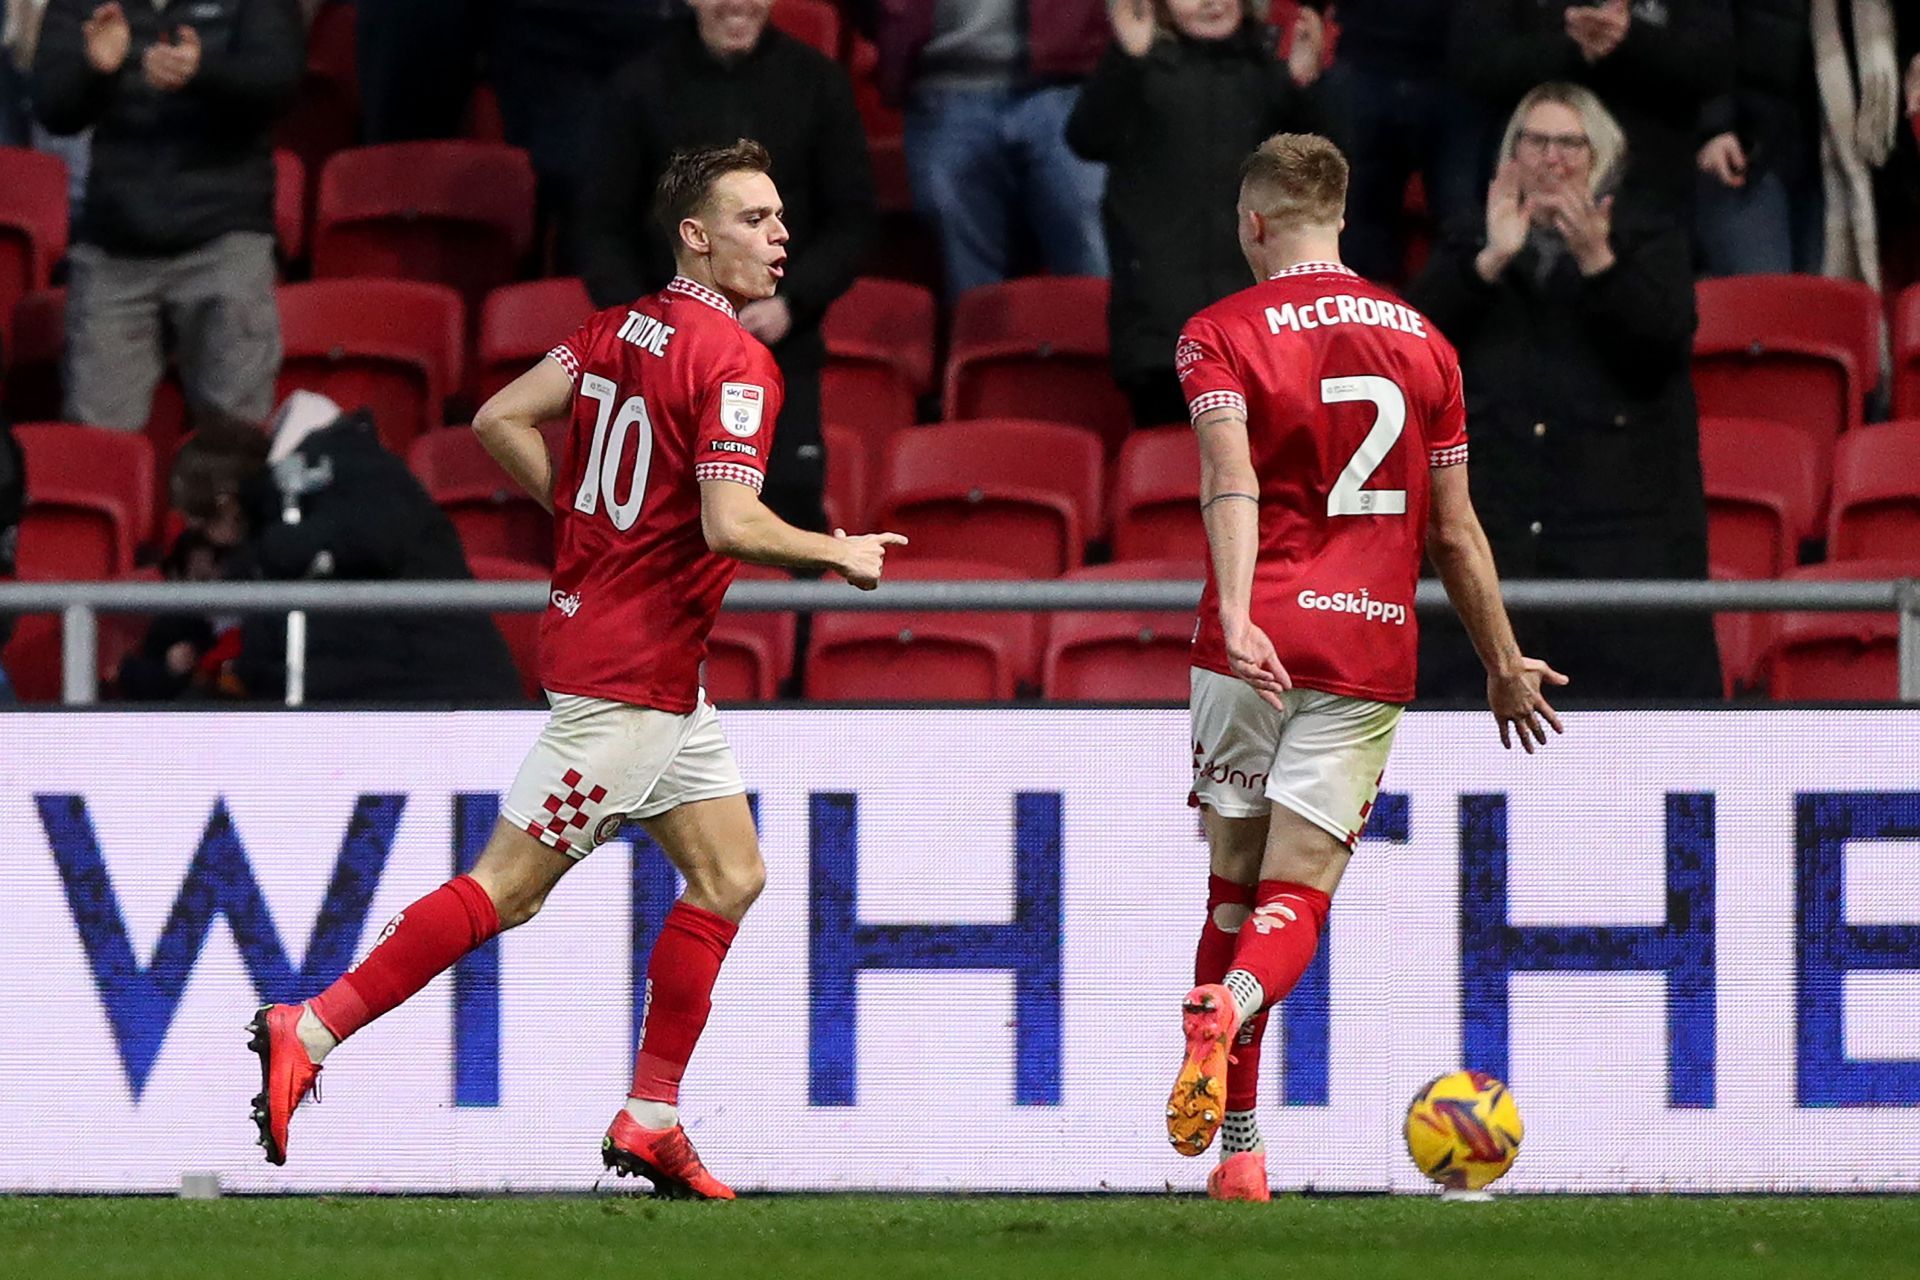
[[1227, 880, 1332, 1014], [629, 901, 740, 1105], [1196, 875, 1271, 1112], [307, 874, 500, 1041]]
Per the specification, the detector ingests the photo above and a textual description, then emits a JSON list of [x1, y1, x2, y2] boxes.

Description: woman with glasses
[[1407, 83, 1722, 702]]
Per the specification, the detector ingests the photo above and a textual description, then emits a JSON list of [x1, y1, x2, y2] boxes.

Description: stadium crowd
[[1, 0, 1919, 704]]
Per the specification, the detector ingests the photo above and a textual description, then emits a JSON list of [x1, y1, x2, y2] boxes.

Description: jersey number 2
[[1322, 375, 1407, 517], [574, 374, 654, 531]]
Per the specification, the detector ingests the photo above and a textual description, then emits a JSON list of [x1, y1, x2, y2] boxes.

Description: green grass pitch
[[6, 1194, 1920, 1280]]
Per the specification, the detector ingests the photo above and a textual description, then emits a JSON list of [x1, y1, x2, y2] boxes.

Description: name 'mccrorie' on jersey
[[1178, 261, 1467, 704], [539, 276, 785, 713]]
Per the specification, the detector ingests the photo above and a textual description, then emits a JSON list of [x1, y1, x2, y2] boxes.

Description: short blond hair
[[1497, 83, 1627, 196], [1239, 133, 1348, 230]]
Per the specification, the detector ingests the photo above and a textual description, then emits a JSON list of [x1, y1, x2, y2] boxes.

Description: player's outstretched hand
[[1488, 656, 1568, 753], [1223, 614, 1292, 711], [832, 528, 908, 591]]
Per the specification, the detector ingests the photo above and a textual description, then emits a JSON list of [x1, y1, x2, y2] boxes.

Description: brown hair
[[170, 413, 269, 519], [1239, 132, 1348, 230], [652, 138, 774, 243]]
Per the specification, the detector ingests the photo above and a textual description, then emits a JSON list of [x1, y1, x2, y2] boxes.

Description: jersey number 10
[[574, 374, 655, 531], [1321, 375, 1407, 518]]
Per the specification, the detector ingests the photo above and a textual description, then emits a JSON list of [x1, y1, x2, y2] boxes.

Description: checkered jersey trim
[[547, 343, 581, 381], [1188, 390, 1247, 423], [1268, 261, 1359, 280], [1430, 443, 1469, 468], [695, 461, 764, 492], [667, 276, 737, 320]]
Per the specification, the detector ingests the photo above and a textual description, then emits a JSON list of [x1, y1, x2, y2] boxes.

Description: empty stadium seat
[[274, 149, 306, 265], [1, 596, 146, 704], [276, 0, 358, 178], [1761, 558, 1920, 701], [465, 554, 548, 701], [277, 280, 465, 454], [770, 0, 842, 56], [1112, 427, 1204, 563], [477, 278, 595, 402], [871, 420, 1105, 576], [944, 277, 1134, 453], [13, 424, 155, 579], [706, 563, 798, 703], [1698, 416, 1823, 579], [313, 142, 536, 314], [409, 426, 555, 566], [1042, 560, 1201, 701], [0, 147, 67, 355], [822, 422, 871, 531], [1892, 282, 1920, 418], [822, 277, 935, 439], [1693, 275, 1881, 492], [803, 559, 1037, 700], [1828, 420, 1920, 561], [1708, 559, 1762, 698]]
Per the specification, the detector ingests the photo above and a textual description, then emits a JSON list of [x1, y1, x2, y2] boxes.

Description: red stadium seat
[[277, 280, 465, 454], [276, 0, 359, 179], [477, 278, 595, 402], [313, 142, 536, 314], [0, 147, 67, 356], [1891, 283, 1920, 419], [1112, 427, 1204, 563], [13, 424, 155, 579], [871, 420, 1105, 576], [1692, 275, 1881, 494], [1697, 416, 1823, 580], [409, 426, 554, 566], [706, 563, 799, 703], [1828, 420, 1920, 561], [1708, 559, 1763, 698], [803, 559, 1037, 700], [466, 554, 548, 701], [1761, 558, 1920, 701], [1, 590, 146, 704], [822, 277, 935, 439], [273, 149, 306, 265], [1042, 560, 1201, 701], [770, 0, 842, 56], [822, 422, 872, 530], [945, 277, 1134, 453]]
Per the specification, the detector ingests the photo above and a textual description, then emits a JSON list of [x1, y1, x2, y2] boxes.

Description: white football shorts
[[1189, 666, 1403, 847], [501, 690, 745, 859]]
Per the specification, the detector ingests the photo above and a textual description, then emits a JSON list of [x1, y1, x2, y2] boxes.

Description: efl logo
[[1295, 589, 1407, 626], [720, 383, 764, 438]]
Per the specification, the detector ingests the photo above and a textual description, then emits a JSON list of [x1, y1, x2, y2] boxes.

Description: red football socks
[[629, 901, 739, 1105], [1197, 874, 1272, 1113], [307, 874, 501, 1042], [1227, 880, 1332, 1017]]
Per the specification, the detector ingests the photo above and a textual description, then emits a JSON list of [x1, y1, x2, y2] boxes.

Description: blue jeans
[[1326, 63, 1489, 284], [905, 83, 1107, 297], [1694, 169, 1824, 277]]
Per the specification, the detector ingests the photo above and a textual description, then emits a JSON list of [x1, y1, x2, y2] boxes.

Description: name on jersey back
[[617, 310, 676, 356], [1265, 293, 1428, 339]]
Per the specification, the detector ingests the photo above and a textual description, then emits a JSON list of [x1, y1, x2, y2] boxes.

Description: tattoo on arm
[[1202, 491, 1259, 511]]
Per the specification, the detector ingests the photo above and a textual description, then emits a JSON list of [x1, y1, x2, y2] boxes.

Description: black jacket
[[231, 412, 523, 704], [577, 18, 876, 373], [1067, 27, 1327, 381], [1451, 0, 1733, 217], [1699, 0, 1815, 183], [1409, 202, 1721, 698], [32, 0, 302, 255]]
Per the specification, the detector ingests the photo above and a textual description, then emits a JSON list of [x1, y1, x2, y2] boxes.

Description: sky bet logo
[[32, 789, 1920, 1109]]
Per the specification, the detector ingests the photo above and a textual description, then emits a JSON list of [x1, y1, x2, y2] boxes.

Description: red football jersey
[[1178, 261, 1467, 704], [538, 276, 783, 713]]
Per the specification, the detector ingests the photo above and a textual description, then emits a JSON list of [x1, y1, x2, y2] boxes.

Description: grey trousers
[[63, 231, 282, 431]]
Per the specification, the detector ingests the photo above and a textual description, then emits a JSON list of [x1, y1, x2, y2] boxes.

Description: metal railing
[[1, 577, 1915, 705]]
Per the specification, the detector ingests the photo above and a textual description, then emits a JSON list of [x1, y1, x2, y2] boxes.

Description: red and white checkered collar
[[1268, 261, 1358, 280], [666, 276, 738, 321]]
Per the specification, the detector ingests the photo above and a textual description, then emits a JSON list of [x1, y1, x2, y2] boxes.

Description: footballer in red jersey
[[246, 140, 905, 1198], [1163, 134, 1567, 1199]]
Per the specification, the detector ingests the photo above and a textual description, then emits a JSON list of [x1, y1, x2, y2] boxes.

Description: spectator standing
[[1326, 0, 1492, 283], [1068, 0, 1330, 426], [1451, 0, 1732, 223], [867, 0, 1110, 297], [1409, 83, 1720, 701], [579, 0, 875, 533], [169, 396, 523, 703], [32, 0, 301, 432], [1695, 0, 1822, 275]]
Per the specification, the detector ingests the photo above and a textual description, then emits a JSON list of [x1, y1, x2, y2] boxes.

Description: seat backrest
[[465, 553, 548, 701], [1113, 427, 1203, 562], [944, 278, 1129, 447], [13, 423, 156, 578], [408, 426, 553, 563], [1693, 274, 1881, 437], [822, 277, 936, 394], [273, 149, 306, 264], [1828, 419, 1920, 560], [1697, 416, 1823, 578], [1041, 559, 1202, 701], [804, 557, 1037, 697], [0, 147, 69, 353], [478, 278, 595, 400], [277, 280, 465, 450], [821, 422, 872, 530], [1893, 282, 1920, 418], [1761, 557, 1920, 700], [707, 561, 798, 702]]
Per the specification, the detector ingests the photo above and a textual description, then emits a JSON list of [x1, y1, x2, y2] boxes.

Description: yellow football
[[1404, 1069, 1523, 1191]]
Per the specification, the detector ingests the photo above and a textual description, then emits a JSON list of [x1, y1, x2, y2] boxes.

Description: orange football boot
[[1207, 1150, 1271, 1201], [602, 1111, 736, 1200], [248, 1003, 321, 1166], [1166, 982, 1239, 1157]]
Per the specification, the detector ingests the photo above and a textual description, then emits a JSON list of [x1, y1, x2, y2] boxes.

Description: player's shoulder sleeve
[[1425, 326, 1468, 469], [691, 331, 783, 493], [547, 307, 619, 386], [1175, 309, 1247, 427]]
